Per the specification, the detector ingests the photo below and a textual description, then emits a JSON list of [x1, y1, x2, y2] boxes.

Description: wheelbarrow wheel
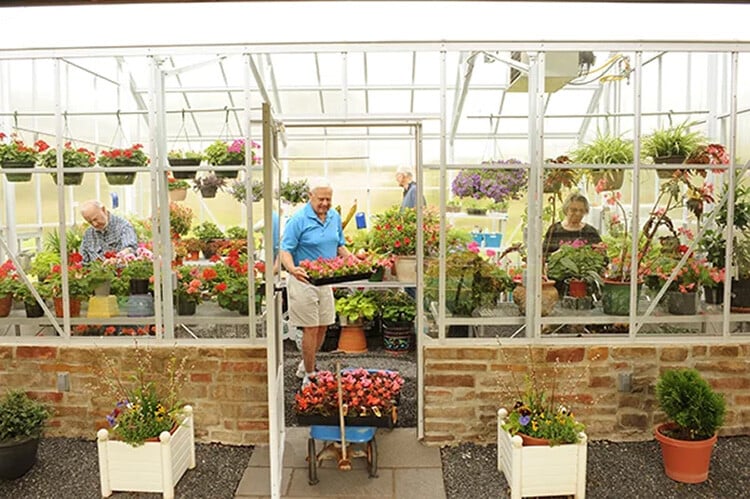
[[308, 438, 319, 485], [367, 436, 378, 478]]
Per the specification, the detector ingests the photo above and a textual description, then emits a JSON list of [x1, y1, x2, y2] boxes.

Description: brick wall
[[423, 344, 750, 445], [0, 344, 269, 445]]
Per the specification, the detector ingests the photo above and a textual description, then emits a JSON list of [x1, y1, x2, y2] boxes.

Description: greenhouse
[[1, 2, 750, 498]]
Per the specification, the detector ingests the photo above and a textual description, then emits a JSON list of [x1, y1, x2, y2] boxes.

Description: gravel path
[[0, 438, 252, 499], [441, 436, 750, 498]]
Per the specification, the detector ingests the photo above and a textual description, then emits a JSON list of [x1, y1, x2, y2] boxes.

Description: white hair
[[395, 168, 413, 178], [308, 177, 332, 193], [80, 199, 103, 215]]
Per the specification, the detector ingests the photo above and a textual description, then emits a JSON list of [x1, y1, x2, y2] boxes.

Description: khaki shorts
[[287, 276, 335, 328]]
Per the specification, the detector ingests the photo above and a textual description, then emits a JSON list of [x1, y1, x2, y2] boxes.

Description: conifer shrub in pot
[[654, 368, 726, 484], [0, 390, 51, 479]]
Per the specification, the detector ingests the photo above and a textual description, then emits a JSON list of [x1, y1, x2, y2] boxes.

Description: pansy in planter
[[95, 343, 190, 446]]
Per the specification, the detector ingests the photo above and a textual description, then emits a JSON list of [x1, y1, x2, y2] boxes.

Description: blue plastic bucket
[[484, 233, 503, 248]]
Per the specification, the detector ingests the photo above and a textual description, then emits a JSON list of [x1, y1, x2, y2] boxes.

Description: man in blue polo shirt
[[280, 179, 352, 386]]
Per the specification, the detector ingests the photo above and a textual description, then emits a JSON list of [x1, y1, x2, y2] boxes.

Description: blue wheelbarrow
[[307, 424, 378, 485]]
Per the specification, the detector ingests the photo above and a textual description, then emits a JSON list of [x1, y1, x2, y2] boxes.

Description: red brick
[[545, 347, 585, 363], [425, 348, 460, 360], [588, 347, 609, 362], [223, 348, 266, 359], [611, 347, 656, 360], [692, 345, 707, 357], [220, 361, 266, 373], [26, 391, 63, 402], [39, 363, 93, 374], [16, 346, 57, 360], [589, 376, 615, 388], [0, 346, 12, 359], [237, 420, 269, 431], [190, 373, 212, 383], [458, 349, 496, 360], [428, 363, 487, 372], [708, 345, 740, 357], [424, 374, 474, 388], [659, 347, 688, 362], [711, 377, 750, 389]]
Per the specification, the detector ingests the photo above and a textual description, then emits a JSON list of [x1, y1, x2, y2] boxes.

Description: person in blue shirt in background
[[396, 168, 421, 211], [280, 178, 353, 386]]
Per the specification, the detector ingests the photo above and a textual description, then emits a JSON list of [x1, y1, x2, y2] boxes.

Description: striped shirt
[[80, 213, 138, 263]]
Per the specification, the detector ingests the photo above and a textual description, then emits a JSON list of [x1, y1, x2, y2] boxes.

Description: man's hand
[[288, 265, 309, 283]]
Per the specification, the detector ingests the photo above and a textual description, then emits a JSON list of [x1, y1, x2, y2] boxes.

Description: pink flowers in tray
[[299, 254, 377, 280]]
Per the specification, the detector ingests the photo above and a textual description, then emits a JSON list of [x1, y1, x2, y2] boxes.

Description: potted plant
[[191, 221, 225, 259], [40, 142, 96, 185], [546, 239, 606, 301], [543, 155, 580, 195], [192, 173, 226, 198], [209, 252, 264, 315], [229, 179, 263, 204], [0, 259, 18, 317], [167, 177, 190, 202], [38, 252, 91, 317], [570, 132, 634, 191], [85, 259, 117, 296], [167, 149, 203, 179], [335, 290, 379, 352], [0, 133, 47, 182], [97, 144, 149, 185], [117, 246, 155, 295], [451, 159, 528, 206], [173, 265, 213, 315], [169, 202, 194, 239], [294, 368, 404, 427], [0, 390, 51, 479], [641, 121, 705, 179], [95, 344, 195, 497], [654, 368, 726, 483], [279, 178, 310, 205], [11, 279, 45, 318], [204, 139, 260, 178], [226, 225, 248, 240], [379, 290, 416, 355], [497, 351, 588, 499], [182, 237, 202, 261]]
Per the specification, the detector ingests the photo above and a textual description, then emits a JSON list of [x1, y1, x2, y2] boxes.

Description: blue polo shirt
[[281, 204, 345, 265]]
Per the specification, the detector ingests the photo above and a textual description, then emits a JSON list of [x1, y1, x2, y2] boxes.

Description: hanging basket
[[591, 169, 624, 190], [213, 166, 239, 179], [48, 172, 85, 186], [200, 186, 218, 198], [654, 155, 687, 179], [105, 172, 137, 186], [2, 161, 34, 182], [168, 158, 200, 179], [169, 189, 188, 202]]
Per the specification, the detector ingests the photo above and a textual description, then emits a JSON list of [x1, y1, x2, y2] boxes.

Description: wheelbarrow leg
[[367, 436, 378, 478], [307, 438, 319, 485]]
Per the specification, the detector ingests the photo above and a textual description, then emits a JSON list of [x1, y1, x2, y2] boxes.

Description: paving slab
[[376, 428, 442, 468], [235, 465, 293, 497], [394, 468, 446, 499], [286, 467, 394, 497]]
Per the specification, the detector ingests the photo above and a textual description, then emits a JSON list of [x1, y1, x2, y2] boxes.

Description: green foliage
[[229, 180, 263, 203], [335, 290, 378, 324], [167, 179, 190, 191], [30, 251, 61, 280], [379, 290, 416, 325], [192, 221, 225, 242], [424, 248, 512, 316], [168, 149, 203, 160], [571, 133, 634, 164], [369, 206, 442, 256], [97, 144, 149, 167], [280, 178, 310, 204], [655, 369, 726, 441], [546, 241, 606, 286], [226, 226, 248, 240], [85, 260, 116, 288], [40, 144, 96, 169], [641, 121, 704, 159], [97, 345, 189, 447], [0, 390, 50, 441], [169, 202, 194, 237], [192, 173, 226, 192], [120, 259, 154, 281], [44, 226, 84, 254]]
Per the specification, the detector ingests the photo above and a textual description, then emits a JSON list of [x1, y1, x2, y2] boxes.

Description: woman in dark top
[[542, 192, 602, 258]]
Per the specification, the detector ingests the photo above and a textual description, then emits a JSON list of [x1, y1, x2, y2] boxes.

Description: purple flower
[[519, 415, 531, 426], [451, 160, 528, 203]]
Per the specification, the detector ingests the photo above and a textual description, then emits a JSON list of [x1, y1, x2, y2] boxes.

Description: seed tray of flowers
[[300, 254, 377, 286], [294, 368, 404, 428]]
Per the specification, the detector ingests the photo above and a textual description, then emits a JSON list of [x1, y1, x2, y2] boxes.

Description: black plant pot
[[447, 325, 470, 338], [24, 301, 44, 318], [0, 436, 40, 480], [704, 284, 724, 305], [321, 323, 340, 352], [129, 278, 150, 295], [168, 158, 200, 179], [731, 278, 750, 311]]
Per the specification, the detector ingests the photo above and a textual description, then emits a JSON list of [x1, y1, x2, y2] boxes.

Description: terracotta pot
[[337, 324, 368, 353], [518, 433, 550, 446], [0, 294, 12, 317], [567, 279, 588, 298], [169, 189, 188, 202], [186, 250, 200, 261], [512, 281, 559, 316], [654, 423, 717, 484], [53, 297, 81, 318]]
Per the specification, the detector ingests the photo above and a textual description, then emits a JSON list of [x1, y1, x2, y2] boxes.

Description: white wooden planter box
[[497, 408, 587, 499], [97, 405, 196, 499]]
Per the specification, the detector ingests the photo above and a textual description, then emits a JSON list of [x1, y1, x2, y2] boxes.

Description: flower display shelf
[[497, 408, 587, 499], [97, 405, 195, 499], [296, 407, 397, 429], [309, 272, 373, 286]]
